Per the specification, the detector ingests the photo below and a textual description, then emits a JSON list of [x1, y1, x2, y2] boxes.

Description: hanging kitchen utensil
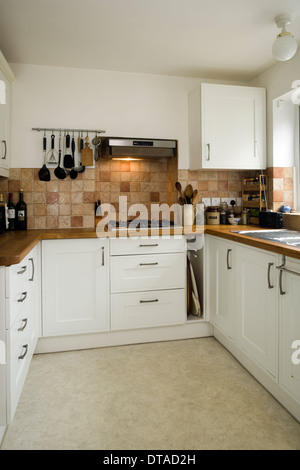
[[63, 132, 73, 168], [69, 134, 78, 179], [81, 134, 93, 166], [92, 133, 101, 161], [47, 133, 58, 165], [73, 131, 85, 173], [54, 133, 67, 180], [38, 132, 51, 181]]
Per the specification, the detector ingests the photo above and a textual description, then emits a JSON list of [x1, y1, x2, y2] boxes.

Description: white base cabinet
[[278, 257, 300, 405], [0, 244, 40, 426], [42, 239, 109, 336], [206, 235, 235, 340], [235, 244, 278, 378], [110, 236, 186, 331]]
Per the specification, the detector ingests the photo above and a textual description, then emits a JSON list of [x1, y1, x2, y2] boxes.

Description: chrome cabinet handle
[[17, 266, 27, 275], [18, 292, 27, 303], [102, 246, 104, 266], [18, 344, 28, 360], [139, 244, 159, 247], [2, 140, 7, 160], [267, 262, 274, 289], [139, 262, 158, 266], [140, 299, 159, 304], [207, 143, 210, 161], [18, 318, 28, 332], [279, 270, 286, 295], [29, 258, 35, 281], [226, 249, 232, 270]]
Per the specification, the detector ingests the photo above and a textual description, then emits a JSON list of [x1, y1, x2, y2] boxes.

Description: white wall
[[10, 64, 201, 169], [10, 63, 247, 170]]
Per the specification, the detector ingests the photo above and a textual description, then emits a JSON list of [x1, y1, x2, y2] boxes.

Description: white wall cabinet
[[188, 83, 266, 170], [206, 235, 235, 340], [42, 239, 109, 336], [278, 256, 300, 405], [235, 244, 278, 378], [0, 51, 14, 178]]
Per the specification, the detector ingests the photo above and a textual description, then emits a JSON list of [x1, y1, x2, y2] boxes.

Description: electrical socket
[[212, 198, 220, 206], [202, 198, 211, 207]]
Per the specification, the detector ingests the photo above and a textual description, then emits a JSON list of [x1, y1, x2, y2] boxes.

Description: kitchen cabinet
[[0, 51, 15, 178], [1, 243, 40, 425], [278, 256, 300, 404], [235, 244, 278, 377], [42, 239, 109, 336], [188, 83, 266, 170], [110, 236, 186, 330], [205, 235, 235, 340]]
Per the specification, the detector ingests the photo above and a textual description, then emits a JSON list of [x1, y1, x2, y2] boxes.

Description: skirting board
[[35, 321, 213, 354]]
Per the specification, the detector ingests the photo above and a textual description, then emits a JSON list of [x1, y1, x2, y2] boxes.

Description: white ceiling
[[0, 0, 300, 81]]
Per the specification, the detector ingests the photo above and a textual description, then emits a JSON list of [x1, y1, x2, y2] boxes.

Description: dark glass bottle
[[16, 189, 27, 230], [7, 192, 16, 230]]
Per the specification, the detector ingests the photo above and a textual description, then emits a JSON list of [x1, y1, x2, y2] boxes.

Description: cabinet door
[[42, 239, 109, 336], [206, 235, 235, 340], [189, 83, 266, 170], [0, 69, 10, 175], [279, 257, 300, 403], [235, 245, 278, 377]]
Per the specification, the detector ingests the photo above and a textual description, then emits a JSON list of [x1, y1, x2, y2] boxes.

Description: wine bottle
[[16, 189, 27, 230], [7, 193, 16, 230], [0, 194, 6, 233]]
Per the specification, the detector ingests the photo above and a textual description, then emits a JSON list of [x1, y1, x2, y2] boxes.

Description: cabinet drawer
[[111, 252, 186, 293], [6, 307, 37, 423], [111, 289, 186, 330], [110, 236, 185, 255]]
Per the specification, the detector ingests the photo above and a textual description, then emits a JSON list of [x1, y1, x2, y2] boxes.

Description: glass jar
[[206, 206, 220, 225], [241, 208, 249, 225]]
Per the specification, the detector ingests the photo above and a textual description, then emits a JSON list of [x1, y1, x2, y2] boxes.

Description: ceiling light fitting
[[272, 15, 298, 62]]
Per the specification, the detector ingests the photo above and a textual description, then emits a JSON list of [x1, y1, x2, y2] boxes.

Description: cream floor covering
[[1, 337, 300, 450]]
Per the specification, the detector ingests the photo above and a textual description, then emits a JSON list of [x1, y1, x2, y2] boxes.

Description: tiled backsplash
[[267, 167, 294, 212], [0, 162, 295, 229]]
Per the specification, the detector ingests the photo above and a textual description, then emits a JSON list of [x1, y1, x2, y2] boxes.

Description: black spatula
[[38, 133, 51, 181], [63, 133, 73, 168]]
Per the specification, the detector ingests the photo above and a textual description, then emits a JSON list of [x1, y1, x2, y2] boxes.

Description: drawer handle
[[140, 299, 159, 303], [102, 246, 105, 266], [29, 258, 35, 281], [2, 140, 7, 160], [18, 344, 28, 360], [18, 318, 28, 332], [18, 292, 27, 303], [17, 266, 27, 275], [267, 262, 274, 289], [139, 262, 158, 266], [226, 249, 232, 270], [139, 244, 159, 247]]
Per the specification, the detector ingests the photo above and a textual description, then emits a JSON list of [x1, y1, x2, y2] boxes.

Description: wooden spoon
[[184, 184, 193, 204]]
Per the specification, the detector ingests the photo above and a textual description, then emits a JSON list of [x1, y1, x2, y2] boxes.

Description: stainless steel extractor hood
[[102, 137, 177, 159]]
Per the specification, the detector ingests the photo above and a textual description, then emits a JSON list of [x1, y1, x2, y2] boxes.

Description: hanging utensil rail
[[32, 127, 106, 134]]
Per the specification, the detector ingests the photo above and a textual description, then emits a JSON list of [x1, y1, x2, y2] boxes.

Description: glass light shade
[[272, 34, 298, 61]]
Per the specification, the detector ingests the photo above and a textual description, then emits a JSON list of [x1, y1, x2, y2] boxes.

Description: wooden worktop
[[0, 224, 299, 266]]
